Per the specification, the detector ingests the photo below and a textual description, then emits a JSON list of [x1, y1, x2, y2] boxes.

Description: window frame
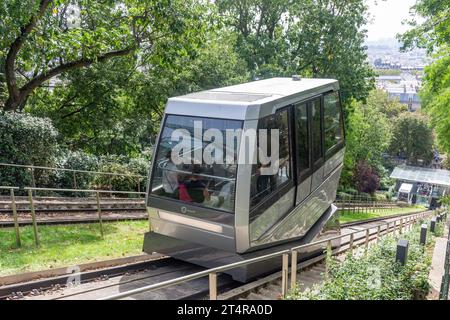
[[323, 90, 346, 161], [310, 96, 324, 172], [249, 106, 295, 221], [293, 101, 313, 183], [147, 113, 243, 216]]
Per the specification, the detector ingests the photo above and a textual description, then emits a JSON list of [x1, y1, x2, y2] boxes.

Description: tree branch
[[4, 0, 53, 107], [20, 48, 134, 98]]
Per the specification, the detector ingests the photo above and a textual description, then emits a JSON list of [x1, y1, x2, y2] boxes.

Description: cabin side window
[[249, 109, 292, 211], [324, 91, 344, 156], [294, 102, 310, 177], [311, 98, 323, 164]]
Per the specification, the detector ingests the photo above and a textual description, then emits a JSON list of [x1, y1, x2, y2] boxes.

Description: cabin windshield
[[150, 115, 242, 213]]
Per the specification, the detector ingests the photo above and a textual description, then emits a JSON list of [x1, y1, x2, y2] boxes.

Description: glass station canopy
[[390, 165, 450, 187]]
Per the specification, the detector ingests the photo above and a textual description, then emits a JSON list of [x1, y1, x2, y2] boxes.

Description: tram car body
[[143, 77, 345, 281]]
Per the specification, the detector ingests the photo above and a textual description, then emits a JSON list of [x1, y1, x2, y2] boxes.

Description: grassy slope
[[339, 206, 426, 223], [0, 220, 148, 276]]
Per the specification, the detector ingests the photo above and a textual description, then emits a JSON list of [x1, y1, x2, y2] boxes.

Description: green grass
[[0, 220, 149, 276], [339, 206, 426, 223]]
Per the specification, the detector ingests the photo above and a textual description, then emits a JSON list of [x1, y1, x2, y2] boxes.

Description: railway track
[[0, 211, 147, 228], [0, 210, 432, 300], [0, 202, 419, 228]]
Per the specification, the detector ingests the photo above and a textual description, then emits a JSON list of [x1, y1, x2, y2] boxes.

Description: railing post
[[73, 171, 78, 189], [10, 188, 21, 247], [365, 229, 370, 250], [209, 272, 217, 300], [96, 191, 104, 238], [400, 218, 403, 234], [28, 189, 39, 246], [349, 233, 354, 255], [325, 240, 332, 277], [281, 253, 289, 298], [290, 250, 298, 289], [377, 225, 381, 243]]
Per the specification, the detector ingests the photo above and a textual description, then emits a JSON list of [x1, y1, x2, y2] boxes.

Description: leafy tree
[[0, 111, 59, 188], [369, 89, 408, 118], [419, 47, 450, 155], [341, 91, 392, 186], [353, 161, 380, 194], [388, 113, 434, 165], [399, 0, 450, 53], [399, 0, 450, 159], [217, 0, 374, 107], [0, 0, 209, 111], [28, 30, 247, 155]]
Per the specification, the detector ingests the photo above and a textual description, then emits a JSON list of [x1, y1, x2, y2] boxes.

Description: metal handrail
[[0, 186, 20, 190], [0, 162, 146, 179], [23, 187, 146, 195], [99, 210, 433, 300]]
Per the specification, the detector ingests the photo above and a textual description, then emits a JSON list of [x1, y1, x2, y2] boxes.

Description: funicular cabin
[[144, 77, 346, 281]]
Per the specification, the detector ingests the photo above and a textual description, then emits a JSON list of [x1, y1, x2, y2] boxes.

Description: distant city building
[[387, 87, 420, 112]]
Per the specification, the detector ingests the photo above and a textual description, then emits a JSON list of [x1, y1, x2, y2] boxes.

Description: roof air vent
[[292, 75, 301, 81]]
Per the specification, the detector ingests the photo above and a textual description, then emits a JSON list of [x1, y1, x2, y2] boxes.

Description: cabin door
[[293, 101, 313, 205]]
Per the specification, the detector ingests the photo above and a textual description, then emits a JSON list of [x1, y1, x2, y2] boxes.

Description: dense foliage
[[388, 113, 434, 165], [399, 0, 450, 166], [287, 220, 436, 300], [0, 111, 58, 187]]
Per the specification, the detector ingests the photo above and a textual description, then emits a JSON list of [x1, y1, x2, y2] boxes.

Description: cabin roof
[[165, 77, 339, 120], [170, 77, 337, 105]]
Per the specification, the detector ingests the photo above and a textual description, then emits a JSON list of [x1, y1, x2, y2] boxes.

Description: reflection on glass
[[150, 115, 242, 213]]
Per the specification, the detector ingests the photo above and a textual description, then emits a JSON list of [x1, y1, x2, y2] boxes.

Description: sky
[[366, 0, 419, 41]]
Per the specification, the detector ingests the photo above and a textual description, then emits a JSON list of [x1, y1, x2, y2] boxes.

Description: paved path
[[427, 217, 449, 300]]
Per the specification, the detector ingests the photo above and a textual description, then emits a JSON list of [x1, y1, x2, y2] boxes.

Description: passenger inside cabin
[[161, 150, 179, 198], [180, 164, 207, 204]]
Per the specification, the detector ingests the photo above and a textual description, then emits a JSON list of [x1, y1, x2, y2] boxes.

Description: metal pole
[[10, 189, 21, 247], [96, 192, 104, 238], [365, 229, 370, 250], [349, 233, 354, 254], [209, 272, 217, 300], [400, 218, 403, 234], [291, 250, 298, 289], [73, 171, 78, 189], [326, 240, 332, 277], [28, 189, 39, 246], [281, 253, 289, 298]]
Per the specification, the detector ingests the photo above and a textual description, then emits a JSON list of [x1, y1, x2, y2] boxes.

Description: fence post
[[281, 253, 289, 298], [325, 240, 332, 277], [420, 224, 427, 245], [291, 250, 298, 289], [377, 225, 381, 243], [209, 272, 218, 300], [396, 239, 409, 266], [365, 229, 370, 250], [10, 188, 21, 247], [27, 189, 39, 246], [73, 171, 78, 189], [96, 192, 104, 238], [349, 233, 354, 255]]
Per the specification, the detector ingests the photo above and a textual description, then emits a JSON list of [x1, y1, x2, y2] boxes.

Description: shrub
[[0, 112, 59, 190], [53, 150, 100, 190], [353, 161, 380, 194], [286, 221, 434, 300]]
